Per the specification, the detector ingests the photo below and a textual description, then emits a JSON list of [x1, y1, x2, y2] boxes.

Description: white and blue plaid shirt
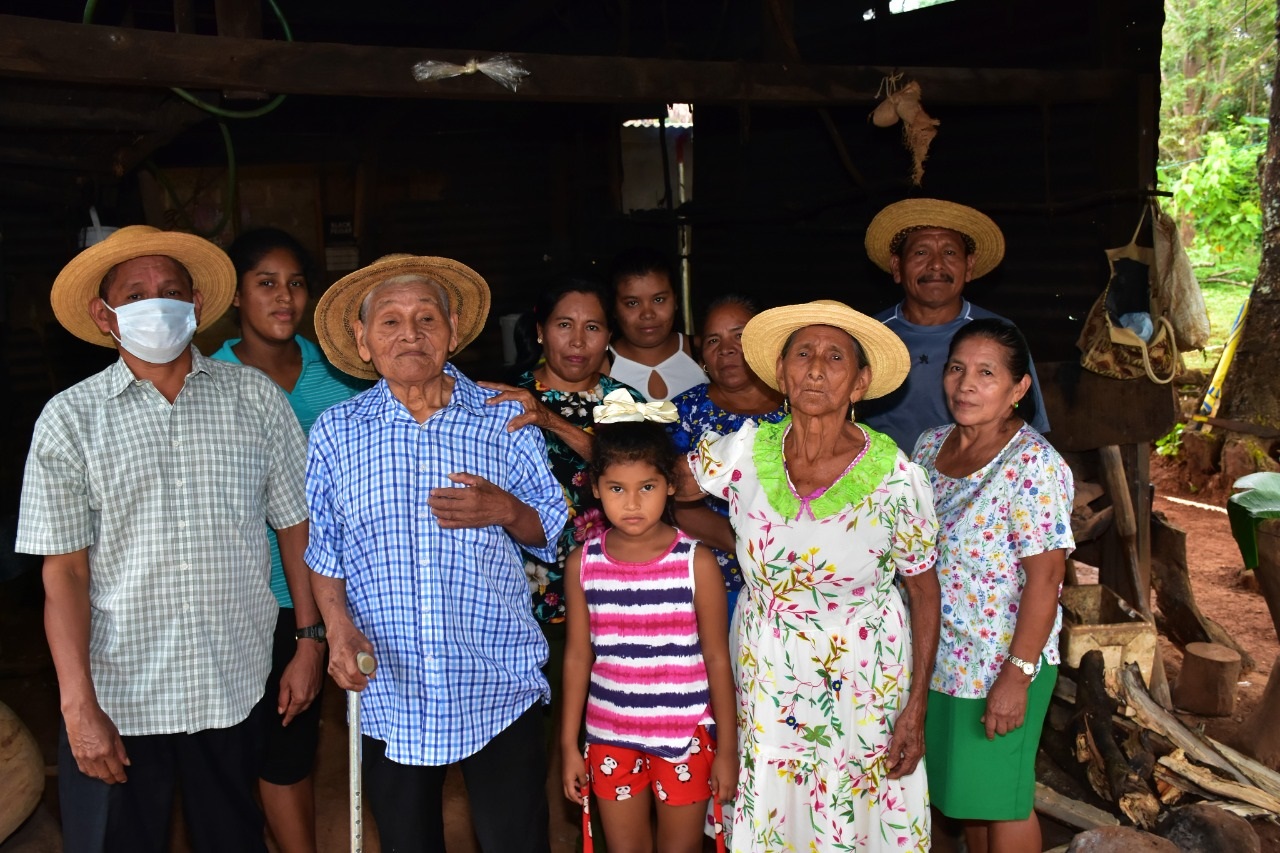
[[305, 363, 567, 765]]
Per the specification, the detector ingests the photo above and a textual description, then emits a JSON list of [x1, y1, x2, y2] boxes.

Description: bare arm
[[886, 567, 941, 779], [672, 503, 736, 552], [43, 550, 129, 783], [692, 545, 738, 802], [310, 572, 374, 692], [429, 473, 548, 547], [559, 548, 595, 804], [273, 521, 325, 725], [982, 549, 1067, 739]]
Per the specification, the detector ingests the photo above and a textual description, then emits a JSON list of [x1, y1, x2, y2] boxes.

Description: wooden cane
[[349, 651, 377, 853]]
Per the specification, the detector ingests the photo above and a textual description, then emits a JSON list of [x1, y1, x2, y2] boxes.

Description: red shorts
[[586, 726, 716, 806]]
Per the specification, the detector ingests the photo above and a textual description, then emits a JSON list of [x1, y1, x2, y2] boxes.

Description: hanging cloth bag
[[1076, 205, 1178, 384]]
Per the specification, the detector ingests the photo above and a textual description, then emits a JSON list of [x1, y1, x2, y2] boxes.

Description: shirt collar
[[892, 298, 973, 328], [104, 345, 213, 399], [362, 362, 489, 422]]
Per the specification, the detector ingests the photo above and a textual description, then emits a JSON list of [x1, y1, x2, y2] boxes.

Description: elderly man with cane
[[306, 254, 567, 853]]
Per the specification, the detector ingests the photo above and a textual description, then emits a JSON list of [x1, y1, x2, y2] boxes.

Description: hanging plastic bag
[[1152, 202, 1211, 351], [411, 55, 530, 92]]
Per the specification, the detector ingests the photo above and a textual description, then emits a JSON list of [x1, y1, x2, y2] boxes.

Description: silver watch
[[1005, 653, 1037, 677]]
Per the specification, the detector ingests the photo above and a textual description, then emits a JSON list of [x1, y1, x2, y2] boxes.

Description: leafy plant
[[1226, 472, 1280, 569], [1166, 128, 1265, 272], [1155, 423, 1184, 457]]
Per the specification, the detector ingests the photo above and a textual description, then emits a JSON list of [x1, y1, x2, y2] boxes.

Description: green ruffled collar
[[752, 416, 898, 520]]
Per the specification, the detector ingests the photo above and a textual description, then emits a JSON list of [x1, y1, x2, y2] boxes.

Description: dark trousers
[[58, 714, 267, 853], [363, 702, 550, 853]]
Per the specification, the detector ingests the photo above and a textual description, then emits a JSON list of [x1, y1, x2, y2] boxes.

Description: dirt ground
[[2, 454, 1277, 851]]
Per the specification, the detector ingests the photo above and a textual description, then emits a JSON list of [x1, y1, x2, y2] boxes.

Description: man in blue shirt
[[860, 199, 1051, 452], [306, 255, 567, 853]]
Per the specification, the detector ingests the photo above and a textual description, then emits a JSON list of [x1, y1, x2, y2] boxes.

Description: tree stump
[[1172, 642, 1242, 716], [1233, 654, 1280, 770], [0, 701, 43, 843]]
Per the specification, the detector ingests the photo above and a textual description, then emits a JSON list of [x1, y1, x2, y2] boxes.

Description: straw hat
[[314, 254, 491, 380], [742, 300, 910, 400], [51, 225, 235, 347], [864, 198, 1006, 280]]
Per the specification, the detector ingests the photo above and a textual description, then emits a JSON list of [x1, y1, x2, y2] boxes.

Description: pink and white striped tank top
[[581, 529, 713, 760]]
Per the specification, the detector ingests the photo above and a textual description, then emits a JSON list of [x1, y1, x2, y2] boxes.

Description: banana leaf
[[1226, 472, 1280, 569]]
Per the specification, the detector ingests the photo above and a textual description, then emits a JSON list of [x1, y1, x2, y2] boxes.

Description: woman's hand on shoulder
[[478, 381, 558, 433]]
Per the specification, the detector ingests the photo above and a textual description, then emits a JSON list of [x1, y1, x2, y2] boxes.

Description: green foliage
[[1227, 472, 1280, 569], [1155, 423, 1185, 457], [1160, 0, 1275, 164], [1165, 128, 1265, 277]]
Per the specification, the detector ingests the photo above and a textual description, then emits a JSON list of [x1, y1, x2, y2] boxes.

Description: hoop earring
[[849, 405, 857, 423]]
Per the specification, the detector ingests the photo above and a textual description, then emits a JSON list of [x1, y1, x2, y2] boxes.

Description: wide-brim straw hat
[[51, 225, 235, 347], [742, 300, 910, 400], [314, 254, 491, 380], [865, 198, 1006, 280]]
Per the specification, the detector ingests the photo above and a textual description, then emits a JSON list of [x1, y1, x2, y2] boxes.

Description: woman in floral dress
[[680, 300, 941, 853], [911, 319, 1073, 853]]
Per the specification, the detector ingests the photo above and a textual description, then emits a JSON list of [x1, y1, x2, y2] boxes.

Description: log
[[0, 701, 43, 844], [1205, 736, 1280, 800], [1077, 650, 1161, 828], [1118, 664, 1253, 785], [1150, 511, 1253, 670], [1156, 751, 1280, 814], [1172, 642, 1242, 716], [1232, 656, 1280, 771], [1099, 445, 1172, 707], [1034, 782, 1122, 831], [1072, 505, 1115, 544]]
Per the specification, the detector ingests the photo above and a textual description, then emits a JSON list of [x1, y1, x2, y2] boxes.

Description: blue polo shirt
[[211, 335, 369, 607], [860, 300, 1051, 453]]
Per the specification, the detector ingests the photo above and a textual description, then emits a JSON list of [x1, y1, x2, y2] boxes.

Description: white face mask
[[106, 298, 197, 364]]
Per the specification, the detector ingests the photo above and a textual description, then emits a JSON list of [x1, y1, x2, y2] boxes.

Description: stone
[[1156, 802, 1260, 853], [1066, 826, 1180, 853]]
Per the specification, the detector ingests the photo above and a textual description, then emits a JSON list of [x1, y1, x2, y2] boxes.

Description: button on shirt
[[305, 364, 568, 766], [16, 351, 308, 736]]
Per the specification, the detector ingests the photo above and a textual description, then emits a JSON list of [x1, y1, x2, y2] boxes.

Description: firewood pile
[[1035, 654, 1279, 850]]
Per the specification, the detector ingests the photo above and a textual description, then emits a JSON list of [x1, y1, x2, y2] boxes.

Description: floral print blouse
[[912, 423, 1075, 699], [516, 371, 645, 625]]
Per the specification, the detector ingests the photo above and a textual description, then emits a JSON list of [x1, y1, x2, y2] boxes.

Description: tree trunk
[[1220, 7, 1280, 431]]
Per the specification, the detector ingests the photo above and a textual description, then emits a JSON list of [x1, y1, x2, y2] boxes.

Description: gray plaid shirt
[[17, 349, 308, 736]]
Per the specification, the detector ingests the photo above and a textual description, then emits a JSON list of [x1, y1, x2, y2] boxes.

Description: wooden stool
[[1172, 642, 1242, 716]]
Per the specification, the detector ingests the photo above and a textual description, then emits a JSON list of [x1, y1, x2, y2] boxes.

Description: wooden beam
[[0, 14, 1128, 106]]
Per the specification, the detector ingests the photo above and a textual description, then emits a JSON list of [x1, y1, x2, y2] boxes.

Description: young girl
[[607, 247, 705, 402], [560, 391, 736, 853]]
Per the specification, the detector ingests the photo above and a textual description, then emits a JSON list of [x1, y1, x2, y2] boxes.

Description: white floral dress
[[692, 418, 938, 853]]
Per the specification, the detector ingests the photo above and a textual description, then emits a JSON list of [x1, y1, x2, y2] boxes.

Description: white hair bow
[[592, 389, 679, 424]]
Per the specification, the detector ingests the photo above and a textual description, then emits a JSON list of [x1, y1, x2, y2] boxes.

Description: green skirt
[[925, 661, 1057, 821]]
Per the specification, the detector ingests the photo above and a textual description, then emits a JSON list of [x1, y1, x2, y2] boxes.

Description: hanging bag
[[1076, 206, 1178, 384]]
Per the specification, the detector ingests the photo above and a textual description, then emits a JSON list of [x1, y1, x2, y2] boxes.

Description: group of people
[[16, 197, 1074, 853]]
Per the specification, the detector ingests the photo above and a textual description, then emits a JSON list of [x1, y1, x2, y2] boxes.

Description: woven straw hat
[[742, 300, 910, 400], [864, 198, 1006, 280], [314, 254, 491, 380], [51, 225, 235, 347]]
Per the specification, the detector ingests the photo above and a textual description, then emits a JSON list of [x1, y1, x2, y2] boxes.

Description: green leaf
[[1226, 472, 1280, 569]]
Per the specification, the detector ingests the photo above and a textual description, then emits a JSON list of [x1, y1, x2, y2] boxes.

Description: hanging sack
[[1152, 201, 1211, 351], [1076, 205, 1178, 384]]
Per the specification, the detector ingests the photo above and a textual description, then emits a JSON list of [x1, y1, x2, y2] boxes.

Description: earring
[[537, 336, 543, 344], [849, 405, 857, 423], [783, 397, 790, 414], [1013, 400, 1020, 409]]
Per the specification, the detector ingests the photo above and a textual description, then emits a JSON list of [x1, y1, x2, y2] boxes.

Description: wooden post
[[1233, 656, 1280, 771]]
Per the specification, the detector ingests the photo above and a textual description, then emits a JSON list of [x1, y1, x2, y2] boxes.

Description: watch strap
[[1005, 652, 1038, 676], [295, 623, 326, 641]]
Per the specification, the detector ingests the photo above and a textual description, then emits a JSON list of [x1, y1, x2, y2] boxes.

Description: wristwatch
[[295, 623, 326, 642], [1005, 653, 1038, 678]]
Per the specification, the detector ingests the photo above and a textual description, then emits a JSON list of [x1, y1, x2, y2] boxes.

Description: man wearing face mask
[[16, 226, 309, 852]]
